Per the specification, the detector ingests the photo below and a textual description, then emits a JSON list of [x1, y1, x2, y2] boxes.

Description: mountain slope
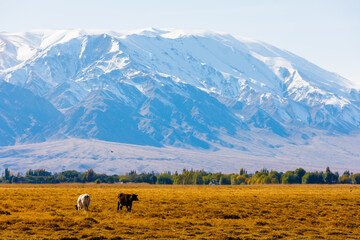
[[0, 28, 359, 150], [0, 81, 63, 146], [1, 134, 360, 174]]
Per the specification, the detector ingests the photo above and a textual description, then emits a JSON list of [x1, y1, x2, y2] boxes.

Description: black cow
[[117, 193, 139, 212]]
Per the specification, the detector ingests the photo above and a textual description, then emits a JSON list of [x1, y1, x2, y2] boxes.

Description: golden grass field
[[1, 184, 360, 239]]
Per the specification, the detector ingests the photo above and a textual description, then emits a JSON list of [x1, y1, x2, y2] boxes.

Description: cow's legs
[[117, 202, 120, 212], [126, 203, 132, 212]]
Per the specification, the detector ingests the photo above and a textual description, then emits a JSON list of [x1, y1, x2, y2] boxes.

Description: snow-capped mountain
[[0, 28, 359, 173]]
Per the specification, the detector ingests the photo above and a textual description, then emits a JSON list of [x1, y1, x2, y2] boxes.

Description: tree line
[[1, 167, 360, 185]]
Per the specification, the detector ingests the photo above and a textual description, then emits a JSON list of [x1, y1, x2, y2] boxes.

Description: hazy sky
[[1, 0, 359, 86]]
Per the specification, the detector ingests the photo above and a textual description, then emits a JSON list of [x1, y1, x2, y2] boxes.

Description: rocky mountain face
[[0, 28, 359, 149]]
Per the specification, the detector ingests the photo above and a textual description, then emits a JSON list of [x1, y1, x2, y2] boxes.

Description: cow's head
[[131, 194, 139, 201]]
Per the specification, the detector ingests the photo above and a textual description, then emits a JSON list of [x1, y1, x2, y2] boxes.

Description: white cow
[[76, 194, 91, 211]]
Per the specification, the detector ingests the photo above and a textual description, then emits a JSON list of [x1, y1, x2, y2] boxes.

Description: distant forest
[[1, 167, 360, 185]]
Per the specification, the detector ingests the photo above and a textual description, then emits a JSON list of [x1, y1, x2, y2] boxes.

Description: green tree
[[302, 172, 324, 184], [173, 174, 183, 185], [236, 175, 248, 185], [138, 173, 157, 184], [269, 171, 281, 183], [193, 172, 204, 185], [352, 173, 360, 184], [202, 175, 211, 185], [219, 175, 231, 185], [83, 169, 95, 182], [281, 171, 301, 184], [339, 175, 351, 184], [295, 168, 306, 179], [210, 172, 223, 182], [119, 176, 131, 183], [11, 176, 18, 183], [156, 173, 173, 184], [323, 167, 338, 184], [231, 175, 240, 185], [58, 170, 81, 182], [339, 171, 351, 184], [5, 168, 11, 180], [181, 169, 197, 184], [252, 169, 269, 184], [239, 168, 248, 175]]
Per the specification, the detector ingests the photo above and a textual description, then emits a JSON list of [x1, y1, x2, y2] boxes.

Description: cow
[[76, 194, 91, 212], [117, 193, 139, 212]]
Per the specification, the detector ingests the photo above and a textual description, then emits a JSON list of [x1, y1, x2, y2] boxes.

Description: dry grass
[[1, 184, 360, 239]]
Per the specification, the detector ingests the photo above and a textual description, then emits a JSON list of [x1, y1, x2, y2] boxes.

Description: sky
[[1, 0, 359, 87]]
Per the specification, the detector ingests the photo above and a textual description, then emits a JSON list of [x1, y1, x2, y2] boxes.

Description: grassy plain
[[0, 184, 360, 239]]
